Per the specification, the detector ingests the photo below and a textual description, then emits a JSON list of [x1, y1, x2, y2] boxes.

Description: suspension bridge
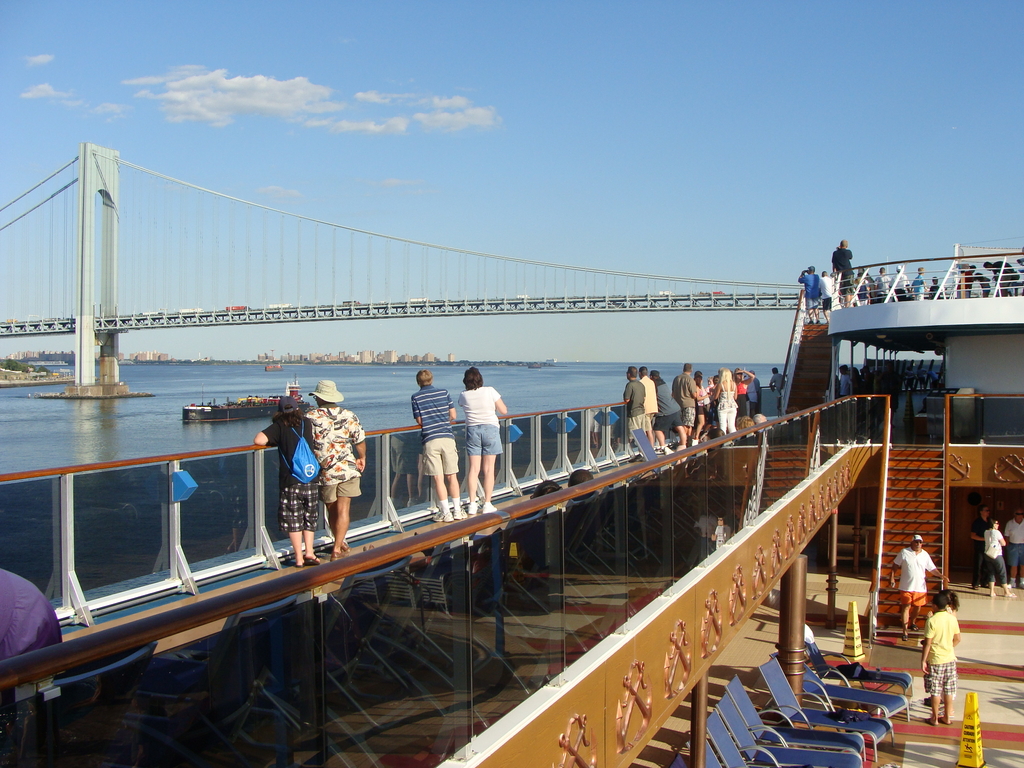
[[1, 143, 799, 391]]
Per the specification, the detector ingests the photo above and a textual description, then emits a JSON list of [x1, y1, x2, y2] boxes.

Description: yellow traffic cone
[[957, 691, 986, 768], [842, 600, 865, 660]]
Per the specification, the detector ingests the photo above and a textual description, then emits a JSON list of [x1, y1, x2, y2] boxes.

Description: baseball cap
[[278, 395, 300, 413], [912, 534, 923, 542]]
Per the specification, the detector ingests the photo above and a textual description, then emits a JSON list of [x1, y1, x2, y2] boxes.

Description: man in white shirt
[[1003, 509, 1024, 589], [820, 270, 835, 323], [889, 534, 945, 640]]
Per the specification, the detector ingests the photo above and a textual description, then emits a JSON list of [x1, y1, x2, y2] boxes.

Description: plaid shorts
[[278, 482, 320, 533], [924, 660, 958, 698]]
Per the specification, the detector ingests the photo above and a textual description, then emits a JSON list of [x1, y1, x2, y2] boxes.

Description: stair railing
[[780, 288, 807, 414], [867, 396, 893, 643]]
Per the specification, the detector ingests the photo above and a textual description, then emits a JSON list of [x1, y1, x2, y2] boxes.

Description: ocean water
[[0, 361, 783, 474]]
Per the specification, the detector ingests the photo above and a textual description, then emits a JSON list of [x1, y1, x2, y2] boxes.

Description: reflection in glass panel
[[509, 417, 533, 482], [74, 465, 169, 598], [469, 509, 564, 724], [706, 442, 742, 555], [624, 473, 674, 615], [540, 413, 561, 475], [668, 454, 712, 576], [322, 549, 471, 763], [180, 453, 253, 568], [584, 408, 604, 463], [561, 488, 627, 663], [567, 410, 584, 467], [389, 430, 428, 514], [760, 419, 807, 513], [981, 398, 1024, 445], [262, 447, 290, 544], [0, 477, 58, 600], [349, 437, 380, 529], [610, 404, 628, 458]]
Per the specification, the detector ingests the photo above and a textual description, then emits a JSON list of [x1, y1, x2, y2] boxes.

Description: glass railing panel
[[611, 404, 629, 458], [728, 430, 760, 537], [180, 452, 255, 569], [388, 430, 429, 513], [349, 435, 381, 528], [566, 410, 584, 467], [74, 464, 170, 599], [759, 418, 807, 513], [508, 416, 533, 481], [705, 441, 743, 554], [668, 453, 711, 576], [623, 472, 674, 616], [979, 397, 1024, 445], [469, 507, 565, 725], [0, 476, 60, 604], [322, 548, 472, 763], [561, 487, 627, 664], [540, 413, 561, 475]]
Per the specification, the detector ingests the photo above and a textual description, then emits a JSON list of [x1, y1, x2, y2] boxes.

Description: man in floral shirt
[[307, 380, 366, 560]]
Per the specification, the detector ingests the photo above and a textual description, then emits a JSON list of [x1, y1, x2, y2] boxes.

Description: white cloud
[[355, 90, 416, 104], [257, 186, 302, 199], [24, 54, 54, 67], [329, 117, 410, 135], [370, 178, 423, 188], [93, 102, 130, 119], [414, 105, 501, 132], [20, 83, 73, 99], [124, 66, 344, 126], [426, 95, 470, 109]]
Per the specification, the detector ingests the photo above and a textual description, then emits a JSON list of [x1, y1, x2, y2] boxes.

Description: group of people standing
[[255, 367, 508, 566], [970, 504, 1023, 595], [624, 364, 766, 453]]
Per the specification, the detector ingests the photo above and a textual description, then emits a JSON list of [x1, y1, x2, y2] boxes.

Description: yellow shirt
[[924, 609, 960, 665]]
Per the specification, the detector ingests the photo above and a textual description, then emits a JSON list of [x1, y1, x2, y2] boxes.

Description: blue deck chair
[[707, 710, 852, 768], [757, 659, 893, 750], [805, 641, 913, 698], [724, 676, 865, 756], [715, 699, 863, 768], [801, 665, 910, 722]]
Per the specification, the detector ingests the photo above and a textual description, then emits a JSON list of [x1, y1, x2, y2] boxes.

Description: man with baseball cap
[[889, 534, 945, 641], [307, 380, 366, 560]]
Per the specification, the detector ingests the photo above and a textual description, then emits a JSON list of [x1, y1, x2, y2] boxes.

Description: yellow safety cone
[[842, 600, 865, 660], [957, 692, 985, 768]]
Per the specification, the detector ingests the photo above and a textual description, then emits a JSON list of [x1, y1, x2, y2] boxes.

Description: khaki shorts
[[423, 437, 459, 476], [320, 475, 361, 502], [628, 414, 650, 432]]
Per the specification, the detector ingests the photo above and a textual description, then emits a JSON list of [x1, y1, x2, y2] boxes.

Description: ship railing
[[0, 401, 632, 627], [0, 396, 876, 768], [779, 288, 807, 413], [944, 393, 1024, 446], [837, 246, 1024, 308]]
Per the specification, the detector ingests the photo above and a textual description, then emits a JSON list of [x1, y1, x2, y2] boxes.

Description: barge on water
[[183, 378, 308, 422]]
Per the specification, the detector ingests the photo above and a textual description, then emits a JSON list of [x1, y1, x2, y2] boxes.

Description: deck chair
[[707, 710, 849, 768], [802, 666, 910, 721], [805, 641, 913, 697], [757, 659, 893, 750], [715, 699, 863, 768], [724, 676, 865, 756]]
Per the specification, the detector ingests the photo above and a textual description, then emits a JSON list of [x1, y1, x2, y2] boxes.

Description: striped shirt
[[411, 385, 455, 444]]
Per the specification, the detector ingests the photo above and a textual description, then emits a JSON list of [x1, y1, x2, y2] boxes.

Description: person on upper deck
[[831, 240, 854, 306], [820, 270, 835, 322], [651, 370, 685, 453], [713, 367, 738, 434], [411, 369, 462, 524], [671, 363, 699, 445], [638, 366, 658, 447], [624, 366, 648, 446], [798, 266, 822, 323], [459, 366, 507, 515]]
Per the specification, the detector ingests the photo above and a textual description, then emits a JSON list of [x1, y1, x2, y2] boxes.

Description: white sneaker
[[467, 501, 479, 516], [432, 507, 453, 523], [481, 502, 498, 514], [453, 505, 468, 521]]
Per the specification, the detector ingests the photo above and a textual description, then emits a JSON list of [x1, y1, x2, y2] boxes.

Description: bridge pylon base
[[45, 383, 153, 399]]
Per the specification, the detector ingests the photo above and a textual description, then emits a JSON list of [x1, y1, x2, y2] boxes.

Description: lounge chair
[[715, 698, 863, 768], [707, 710, 861, 768], [801, 665, 910, 721], [758, 659, 894, 751], [724, 676, 865, 756], [805, 640, 913, 697]]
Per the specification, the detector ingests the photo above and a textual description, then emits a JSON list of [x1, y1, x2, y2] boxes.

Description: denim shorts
[[466, 424, 502, 456], [1005, 542, 1024, 568]]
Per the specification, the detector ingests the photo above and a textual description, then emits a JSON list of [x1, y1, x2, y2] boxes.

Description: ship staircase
[[785, 323, 833, 412], [875, 446, 945, 634]]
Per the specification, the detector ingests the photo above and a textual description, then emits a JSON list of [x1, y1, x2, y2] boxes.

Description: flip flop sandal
[[303, 557, 321, 566]]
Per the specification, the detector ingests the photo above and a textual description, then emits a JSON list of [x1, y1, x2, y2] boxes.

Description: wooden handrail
[[0, 395, 871, 690], [0, 400, 630, 484]]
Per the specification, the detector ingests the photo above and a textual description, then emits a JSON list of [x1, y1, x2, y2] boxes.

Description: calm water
[[0, 361, 783, 474]]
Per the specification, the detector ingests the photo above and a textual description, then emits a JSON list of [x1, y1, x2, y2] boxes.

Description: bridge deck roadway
[[1, 291, 800, 337]]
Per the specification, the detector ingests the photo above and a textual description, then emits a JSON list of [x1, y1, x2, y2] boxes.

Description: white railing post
[[59, 474, 93, 626], [167, 459, 198, 595]]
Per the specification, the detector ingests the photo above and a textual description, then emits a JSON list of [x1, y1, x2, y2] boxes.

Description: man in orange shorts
[[889, 534, 945, 641]]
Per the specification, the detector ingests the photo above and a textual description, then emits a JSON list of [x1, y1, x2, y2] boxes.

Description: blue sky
[[3, 2, 1024, 362]]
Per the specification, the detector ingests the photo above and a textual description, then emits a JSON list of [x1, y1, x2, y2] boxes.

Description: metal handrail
[[780, 289, 806, 414], [0, 395, 867, 690]]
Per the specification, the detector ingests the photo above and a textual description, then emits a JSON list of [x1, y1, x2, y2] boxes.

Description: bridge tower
[[67, 143, 129, 396]]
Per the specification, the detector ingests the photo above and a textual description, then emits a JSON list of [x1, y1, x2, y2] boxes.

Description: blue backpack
[[289, 422, 319, 483]]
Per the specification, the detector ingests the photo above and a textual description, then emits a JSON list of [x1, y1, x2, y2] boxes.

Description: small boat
[[265, 364, 283, 371], [183, 378, 309, 422]]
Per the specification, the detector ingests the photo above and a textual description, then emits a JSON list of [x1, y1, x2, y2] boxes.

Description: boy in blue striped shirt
[[411, 370, 463, 522]]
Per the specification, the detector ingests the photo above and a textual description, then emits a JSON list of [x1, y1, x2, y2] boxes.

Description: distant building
[[382, 350, 398, 364], [423, 352, 436, 363], [447, 353, 455, 362], [358, 350, 374, 364]]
